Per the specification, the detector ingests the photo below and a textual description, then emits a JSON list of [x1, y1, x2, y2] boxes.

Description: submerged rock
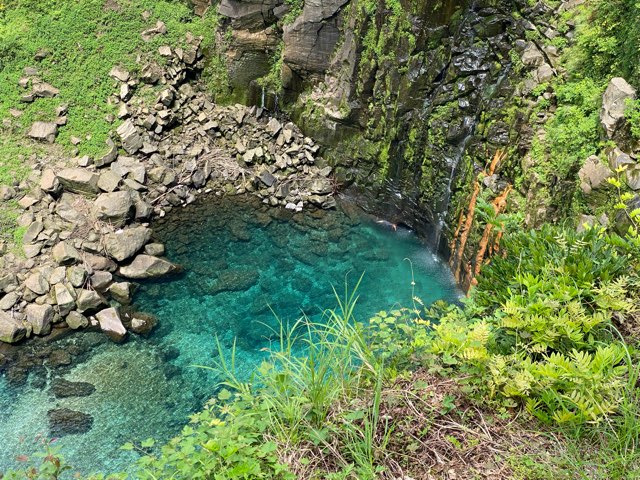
[[48, 408, 94, 436], [51, 378, 96, 398], [210, 269, 259, 294]]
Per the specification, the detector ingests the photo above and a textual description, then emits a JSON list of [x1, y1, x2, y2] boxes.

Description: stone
[[92, 191, 134, 226], [26, 303, 53, 336], [521, 42, 545, 67], [90, 271, 113, 290], [84, 254, 117, 272], [23, 244, 43, 259], [129, 313, 157, 335], [66, 311, 89, 329], [211, 269, 259, 294], [578, 155, 612, 194], [626, 165, 640, 190], [116, 119, 143, 154], [48, 349, 72, 366], [54, 283, 76, 316], [32, 82, 59, 98], [144, 243, 165, 256], [158, 45, 172, 57], [103, 226, 152, 262], [56, 168, 99, 195], [601, 77, 636, 139], [0, 311, 26, 343], [48, 408, 94, 436], [96, 307, 127, 342], [52, 241, 81, 265], [25, 272, 49, 295], [109, 65, 130, 82], [0, 292, 19, 310], [67, 266, 87, 288], [97, 170, 121, 192], [266, 117, 282, 136], [22, 221, 44, 244], [95, 139, 118, 168], [28, 121, 58, 143], [76, 290, 106, 313], [535, 63, 554, 84], [258, 170, 276, 187], [109, 282, 134, 304], [0, 273, 18, 293], [118, 255, 177, 279], [51, 378, 96, 398], [141, 62, 163, 84], [40, 169, 60, 193]]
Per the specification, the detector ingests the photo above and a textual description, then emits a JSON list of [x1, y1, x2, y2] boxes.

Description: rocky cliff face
[[213, 0, 560, 252]]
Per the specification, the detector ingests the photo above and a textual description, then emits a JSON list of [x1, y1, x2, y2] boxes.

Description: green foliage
[[133, 393, 294, 479], [0, 0, 219, 157], [574, 0, 640, 84]]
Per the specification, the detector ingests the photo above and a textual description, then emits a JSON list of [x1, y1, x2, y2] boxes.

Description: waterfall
[[261, 86, 266, 109]]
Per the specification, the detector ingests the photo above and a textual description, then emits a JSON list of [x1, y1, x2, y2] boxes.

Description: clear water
[[0, 195, 458, 475]]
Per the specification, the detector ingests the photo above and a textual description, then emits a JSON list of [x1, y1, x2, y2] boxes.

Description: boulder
[[67, 266, 88, 288], [90, 271, 113, 290], [0, 292, 19, 310], [48, 408, 94, 436], [66, 311, 89, 329], [84, 254, 117, 272], [144, 243, 165, 256], [95, 140, 118, 168], [211, 269, 259, 294], [626, 164, 640, 190], [109, 65, 130, 82], [52, 241, 81, 265], [118, 255, 177, 279], [40, 169, 60, 193], [116, 119, 143, 154], [28, 121, 58, 143], [109, 282, 134, 304], [25, 303, 53, 336], [53, 283, 76, 316], [96, 307, 127, 342], [129, 313, 157, 335], [103, 226, 152, 262], [76, 289, 106, 313], [92, 191, 134, 226], [521, 42, 545, 67], [578, 155, 612, 194], [601, 77, 636, 139], [0, 311, 26, 343], [22, 221, 44, 244], [56, 168, 100, 195], [51, 378, 96, 398], [97, 170, 122, 192], [32, 82, 59, 98], [25, 271, 49, 295]]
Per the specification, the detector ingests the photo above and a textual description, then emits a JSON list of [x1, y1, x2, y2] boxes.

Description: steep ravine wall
[[212, 0, 558, 254]]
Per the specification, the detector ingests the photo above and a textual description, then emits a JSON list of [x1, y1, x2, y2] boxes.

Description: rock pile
[[0, 33, 335, 345]]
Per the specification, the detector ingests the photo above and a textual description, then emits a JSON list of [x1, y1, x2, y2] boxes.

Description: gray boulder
[[53, 283, 76, 316], [103, 226, 152, 262], [52, 241, 81, 265], [28, 121, 58, 143], [0, 311, 26, 343], [25, 271, 49, 295], [578, 155, 612, 194], [66, 311, 89, 329], [116, 119, 143, 154], [96, 307, 127, 342], [109, 282, 134, 304], [118, 255, 177, 279], [56, 168, 100, 195], [76, 289, 106, 313], [92, 191, 134, 226], [26, 303, 53, 336], [601, 77, 636, 139]]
